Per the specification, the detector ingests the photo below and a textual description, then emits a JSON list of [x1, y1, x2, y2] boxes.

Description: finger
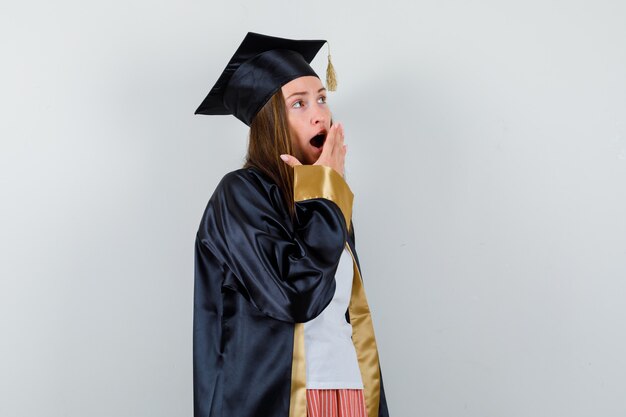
[[332, 123, 344, 153], [320, 123, 339, 157], [280, 154, 302, 167], [333, 123, 344, 155], [329, 123, 339, 144]]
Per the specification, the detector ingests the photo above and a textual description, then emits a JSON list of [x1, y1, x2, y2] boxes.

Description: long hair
[[243, 89, 295, 220]]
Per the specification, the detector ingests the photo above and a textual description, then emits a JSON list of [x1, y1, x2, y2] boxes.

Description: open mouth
[[309, 131, 327, 149]]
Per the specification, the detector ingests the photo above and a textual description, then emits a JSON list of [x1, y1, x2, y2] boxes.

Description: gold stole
[[290, 165, 381, 417]]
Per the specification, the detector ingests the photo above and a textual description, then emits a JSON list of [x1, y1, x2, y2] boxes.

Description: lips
[[309, 130, 327, 149]]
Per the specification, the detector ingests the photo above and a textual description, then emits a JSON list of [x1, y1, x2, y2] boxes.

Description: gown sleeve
[[197, 165, 354, 323]]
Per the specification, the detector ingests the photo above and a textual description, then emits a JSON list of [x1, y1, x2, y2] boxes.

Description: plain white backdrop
[[2, 1, 626, 416]]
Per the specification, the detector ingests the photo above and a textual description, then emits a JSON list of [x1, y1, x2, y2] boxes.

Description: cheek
[[286, 126, 303, 155], [287, 119, 307, 146], [290, 134, 308, 156]]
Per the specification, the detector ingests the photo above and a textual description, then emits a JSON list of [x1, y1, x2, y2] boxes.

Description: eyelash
[[292, 96, 327, 109]]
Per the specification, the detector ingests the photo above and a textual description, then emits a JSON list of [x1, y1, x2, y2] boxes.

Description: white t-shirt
[[304, 247, 364, 389]]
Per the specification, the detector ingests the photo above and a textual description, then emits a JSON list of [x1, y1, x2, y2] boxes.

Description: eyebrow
[[285, 87, 327, 100]]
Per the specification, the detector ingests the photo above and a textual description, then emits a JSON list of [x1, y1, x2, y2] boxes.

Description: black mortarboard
[[195, 32, 335, 126]]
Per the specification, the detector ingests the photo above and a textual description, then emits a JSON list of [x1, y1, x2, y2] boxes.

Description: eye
[[292, 100, 304, 109], [317, 96, 327, 104]]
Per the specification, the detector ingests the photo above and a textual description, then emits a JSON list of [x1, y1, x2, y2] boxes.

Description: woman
[[193, 32, 389, 417]]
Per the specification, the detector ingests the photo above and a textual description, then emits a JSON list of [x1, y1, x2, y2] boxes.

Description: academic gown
[[193, 164, 389, 417]]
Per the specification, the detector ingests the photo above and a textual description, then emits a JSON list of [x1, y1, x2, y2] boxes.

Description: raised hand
[[280, 122, 347, 177]]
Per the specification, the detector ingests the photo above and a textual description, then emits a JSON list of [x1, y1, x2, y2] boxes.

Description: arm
[[198, 165, 353, 323]]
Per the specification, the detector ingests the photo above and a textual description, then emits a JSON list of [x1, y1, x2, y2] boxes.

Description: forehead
[[281, 75, 323, 95]]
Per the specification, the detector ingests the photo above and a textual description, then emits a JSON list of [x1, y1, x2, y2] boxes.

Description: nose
[[310, 105, 327, 126]]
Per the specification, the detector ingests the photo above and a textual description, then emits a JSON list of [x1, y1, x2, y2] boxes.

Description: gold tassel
[[326, 42, 337, 91]]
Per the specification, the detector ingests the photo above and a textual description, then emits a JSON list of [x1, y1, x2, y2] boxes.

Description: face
[[281, 76, 331, 165]]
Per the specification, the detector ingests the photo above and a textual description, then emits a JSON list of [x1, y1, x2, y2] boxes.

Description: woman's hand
[[314, 123, 346, 177], [280, 123, 347, 177]]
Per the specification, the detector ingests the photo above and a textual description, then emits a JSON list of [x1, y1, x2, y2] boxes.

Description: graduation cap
[[195, 32, 337, 126]]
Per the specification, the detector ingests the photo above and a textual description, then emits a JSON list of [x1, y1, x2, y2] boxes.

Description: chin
[[302, 157, 316, 165]]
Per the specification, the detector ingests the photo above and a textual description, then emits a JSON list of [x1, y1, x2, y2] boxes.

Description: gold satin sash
[[289, 323, 307, 417], [345, 243, 381, 417], [293, 165, 353, 229], [290, 165, 380, 417]]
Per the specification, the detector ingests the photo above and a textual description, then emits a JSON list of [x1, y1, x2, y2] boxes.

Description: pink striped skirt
[[306, 389, 368, 417]]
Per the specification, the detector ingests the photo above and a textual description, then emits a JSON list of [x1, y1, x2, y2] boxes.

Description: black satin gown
[[193, 165, 389, 417]]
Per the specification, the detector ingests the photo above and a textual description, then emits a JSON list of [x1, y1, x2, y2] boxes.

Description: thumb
[[280, 154, 302, 167]]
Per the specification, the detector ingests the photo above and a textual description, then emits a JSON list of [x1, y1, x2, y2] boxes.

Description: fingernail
[[280, 154, 289, 161]]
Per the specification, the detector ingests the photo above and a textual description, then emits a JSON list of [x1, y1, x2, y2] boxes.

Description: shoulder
[[208, 166, 287, 220], [198, 166, 288, 237], [213, 166, 277, 201], [218, 166, 270, 187]]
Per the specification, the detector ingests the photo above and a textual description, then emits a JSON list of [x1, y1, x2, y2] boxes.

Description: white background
[[1, 1, 626, 416]]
